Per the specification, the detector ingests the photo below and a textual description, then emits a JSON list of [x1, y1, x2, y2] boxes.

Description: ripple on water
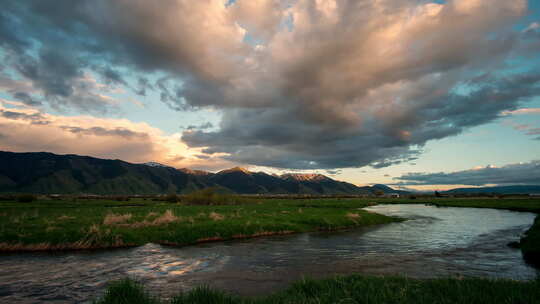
[[0, 205, 538, 303]]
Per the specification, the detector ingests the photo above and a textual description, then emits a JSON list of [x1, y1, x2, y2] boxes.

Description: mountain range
[[4, 151, 536, 196], [0, 151, 408, 195], [442, 185, 540, 195]]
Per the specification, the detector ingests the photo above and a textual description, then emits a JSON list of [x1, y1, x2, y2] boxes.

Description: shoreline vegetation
[[0, 192, 402, 252], [2, 193, 540, 303], [0, 194, 538, 258], [94, 276, 540, 304], [520, 215, 540, 267]]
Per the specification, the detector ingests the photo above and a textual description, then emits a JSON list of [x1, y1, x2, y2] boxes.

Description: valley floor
[[1, 197, 539, 261], [2, 197, 540, 303], [0, 197, 399, 252]]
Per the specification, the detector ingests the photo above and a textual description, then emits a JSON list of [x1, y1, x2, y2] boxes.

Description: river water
[[0, 204, 537, 303]]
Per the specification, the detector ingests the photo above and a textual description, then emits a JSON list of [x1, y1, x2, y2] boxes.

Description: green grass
[[418, 198, 540, 213], [2, 196, 539, 264], [95, 279, 160, 304], [0, 198, 397, 251], [94, 275, 540, 304], [521, 215, 540, 267]]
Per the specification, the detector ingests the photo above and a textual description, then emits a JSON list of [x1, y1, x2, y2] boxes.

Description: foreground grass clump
[[521, 215, 540, 267], [95, 279, 159, 304], [0, 198, 396, 251], [94, 275, 540, 304]]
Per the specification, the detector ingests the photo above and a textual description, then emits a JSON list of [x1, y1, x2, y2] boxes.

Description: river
[[0, 204, 537, 303]]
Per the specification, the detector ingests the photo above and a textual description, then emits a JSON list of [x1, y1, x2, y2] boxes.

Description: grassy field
[[0, 197, 398, 251], [1, 196, 539, 258], [94, 275, 540, 304]]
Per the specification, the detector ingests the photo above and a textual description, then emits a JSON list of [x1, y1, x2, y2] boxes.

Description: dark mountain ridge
[[442, 185, 540, 195], [0, 151, 407, 195]]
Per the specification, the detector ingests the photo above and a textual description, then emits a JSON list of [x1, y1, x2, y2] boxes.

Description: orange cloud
[[501, 108, 540, 115], [0, 104, 234, 170]]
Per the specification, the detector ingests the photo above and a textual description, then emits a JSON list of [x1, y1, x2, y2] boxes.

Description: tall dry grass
[[103, 213, 132, 225]]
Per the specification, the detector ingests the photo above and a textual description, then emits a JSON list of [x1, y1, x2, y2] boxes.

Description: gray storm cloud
[[1, 0, 539, 169], [394, 161, 540, 186], [59, 126, 149, 140]]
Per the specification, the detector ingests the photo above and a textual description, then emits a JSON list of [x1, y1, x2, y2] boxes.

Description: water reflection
[[0, 204, 537, 303]]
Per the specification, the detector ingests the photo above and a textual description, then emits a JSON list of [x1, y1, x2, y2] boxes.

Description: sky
[[0, 0, 539, 190]]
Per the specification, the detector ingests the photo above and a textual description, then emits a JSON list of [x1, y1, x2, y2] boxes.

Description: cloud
[[183, 122, 214, 131], [134, 77, 154, 97], [1, 0, 539, 169], [0, 65, 121, 114], [325, 169, 342, 175], [502, 108, 540, 115], [0, 105, 234, 170], [180, 0, 540, 169], [503, 119, 540, 140], [59, 126, 149, 139], [524, 22, 540, 32], [0, 109, 48, 124], [394, 161, 540, 186], [11, 92, 41, 106], [526, 127, 540, 140]]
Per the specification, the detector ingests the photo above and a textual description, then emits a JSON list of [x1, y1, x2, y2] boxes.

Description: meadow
[[0, 195, 400, 251], [1, 196, 539, 258]]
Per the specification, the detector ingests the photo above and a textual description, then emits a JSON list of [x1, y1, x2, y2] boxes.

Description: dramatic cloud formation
[[394, 161, 540, 186], [1, 0, 540, 170]]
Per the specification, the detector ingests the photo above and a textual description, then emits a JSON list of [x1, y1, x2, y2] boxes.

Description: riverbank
[[0, 198, 398, 252], [94, 275, 540, 304], [1, 197, 539, 256], [520, 215, 540, 266], [2, 200, 538, 303]]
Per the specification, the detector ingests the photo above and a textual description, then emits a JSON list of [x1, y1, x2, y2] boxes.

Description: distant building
[[386, 193, 400, 198]]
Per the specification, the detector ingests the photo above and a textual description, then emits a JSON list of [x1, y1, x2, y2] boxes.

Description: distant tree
[[114, 196, 130, 202], [374, 189, 384, 197], [165, 193, 178, 203], [434, 191, 442, 198], [17, 194, 36, 203]]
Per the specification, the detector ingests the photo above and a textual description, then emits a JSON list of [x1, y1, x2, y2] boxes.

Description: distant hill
[[0, 151, 211, 195], [0, 151, 407, 195], [443, 185, 540, 195], [371, 184, 411, 195]]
